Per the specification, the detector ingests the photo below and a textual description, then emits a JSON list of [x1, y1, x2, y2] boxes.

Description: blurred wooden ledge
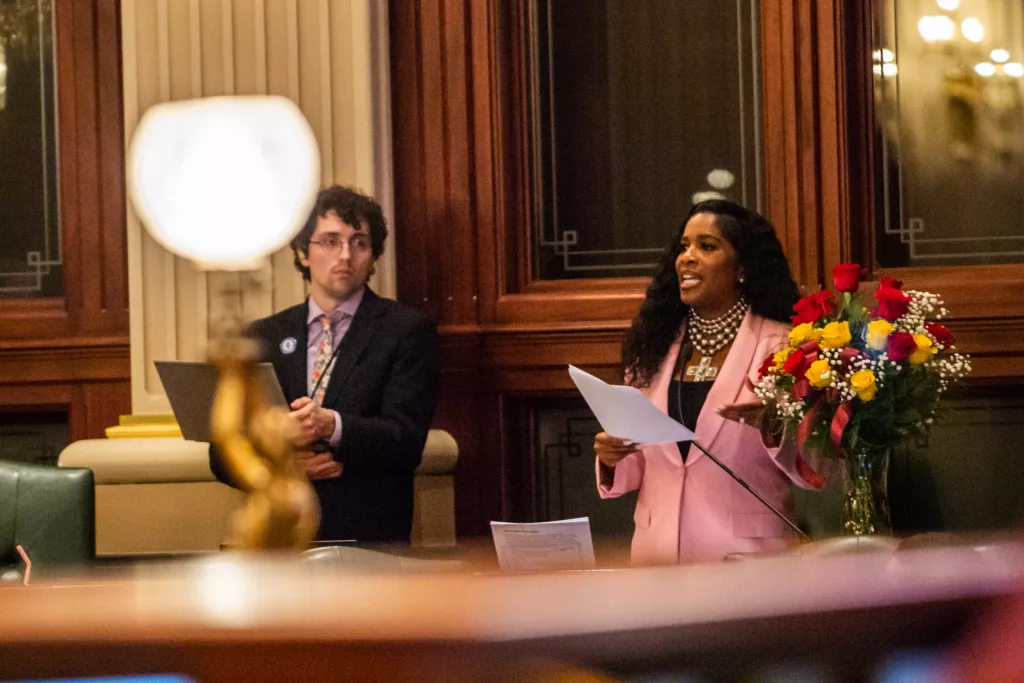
[[0, 538, 1022, 681]]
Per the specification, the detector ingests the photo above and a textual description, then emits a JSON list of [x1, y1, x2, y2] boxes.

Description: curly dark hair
[[290, 185, 388, 280], [621, 200, 800, 387]]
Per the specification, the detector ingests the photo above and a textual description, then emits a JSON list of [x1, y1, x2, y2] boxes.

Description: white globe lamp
[[128, 96, 321, 270]]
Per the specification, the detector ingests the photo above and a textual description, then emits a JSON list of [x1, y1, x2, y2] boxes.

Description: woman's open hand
[[717, 401, 783, 447], [594, 432, 641, 469], [717, 401, 765, 429]]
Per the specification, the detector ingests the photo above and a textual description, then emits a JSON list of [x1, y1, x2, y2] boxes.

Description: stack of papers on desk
[[490, 517, 596, 572]]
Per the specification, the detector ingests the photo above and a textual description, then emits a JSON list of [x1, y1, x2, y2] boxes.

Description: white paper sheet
[[490, 517, 596, 572], [568, 365, 695, 445]]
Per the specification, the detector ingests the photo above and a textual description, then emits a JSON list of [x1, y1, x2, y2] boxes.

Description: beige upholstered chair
[[58, 430, 458, 557]]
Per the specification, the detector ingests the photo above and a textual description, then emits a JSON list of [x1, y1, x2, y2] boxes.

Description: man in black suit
[[210, 186, 439, 544]]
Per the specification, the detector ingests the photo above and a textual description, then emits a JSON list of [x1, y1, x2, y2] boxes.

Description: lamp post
[[128, 96, 322, 550]]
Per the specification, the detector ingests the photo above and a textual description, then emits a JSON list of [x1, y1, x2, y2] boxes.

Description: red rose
[[887, 331, 917, 361], [879, 276, 903, 290], [874, 284, 911, 321], [791, 290, 838, 325], [832, 263, 863, 293], [783, 349, 808, 379], [925, 322, 954, 349], [757, 355, 774, 379]]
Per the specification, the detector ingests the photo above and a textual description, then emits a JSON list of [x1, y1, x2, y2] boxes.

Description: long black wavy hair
[[622, 200, 800, 387]]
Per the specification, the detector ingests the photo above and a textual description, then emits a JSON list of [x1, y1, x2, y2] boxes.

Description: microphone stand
[[675, 336, 809, 542], [689, 439, 809, 541]]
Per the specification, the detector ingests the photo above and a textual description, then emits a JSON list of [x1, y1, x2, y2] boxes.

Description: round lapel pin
[[280, 337, 298, 355]]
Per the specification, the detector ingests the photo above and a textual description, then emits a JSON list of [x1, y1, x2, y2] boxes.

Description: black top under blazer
[[209, 288, 440, 544]]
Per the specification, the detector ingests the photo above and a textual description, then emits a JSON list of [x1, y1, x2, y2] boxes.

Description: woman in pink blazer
[[595, 200, 828, 566]]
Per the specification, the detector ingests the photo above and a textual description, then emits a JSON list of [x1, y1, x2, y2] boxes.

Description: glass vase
[[841, 446, 892, 536]]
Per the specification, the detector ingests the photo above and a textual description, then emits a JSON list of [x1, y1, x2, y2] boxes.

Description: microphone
[[679, 338, 694, 364]]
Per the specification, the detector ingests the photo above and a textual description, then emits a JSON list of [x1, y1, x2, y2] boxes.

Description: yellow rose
[[789, 323, 821, 347], [805, 359, 833, 388], [909, 334, 937, 364], [819, 321, 852, 349], [849, 369, 877, 402], [771, 347, 794, 372], [865, 319, 893, 351]]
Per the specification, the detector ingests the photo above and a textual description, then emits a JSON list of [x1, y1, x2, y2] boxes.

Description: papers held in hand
[[568, 365, 694, 445], [490, 518, 596, 572]]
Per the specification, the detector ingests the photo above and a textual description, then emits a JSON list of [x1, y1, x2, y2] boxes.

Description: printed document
[[490, 517, 596, 572], [568, 365, 695, 445]]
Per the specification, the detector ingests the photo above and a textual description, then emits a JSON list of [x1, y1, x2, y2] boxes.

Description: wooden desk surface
[[1, 539, 1022, 681]]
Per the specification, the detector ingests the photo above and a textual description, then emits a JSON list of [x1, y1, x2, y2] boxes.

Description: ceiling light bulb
[[974, 62, 996, 77], [962, 18, 985, 43], [919, 16, 955, 42], [1003, 62, 1024, 77], [936, 0, 960, 10], [991, 49, 1010, 63]]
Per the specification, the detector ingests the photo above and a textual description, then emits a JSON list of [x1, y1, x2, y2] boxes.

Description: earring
[[738, 276, 745, 283]]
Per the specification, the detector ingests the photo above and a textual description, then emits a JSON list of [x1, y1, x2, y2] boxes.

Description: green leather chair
[[0, 460, 95, 572]]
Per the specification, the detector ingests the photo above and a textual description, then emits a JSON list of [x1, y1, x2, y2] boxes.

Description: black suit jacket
[[210, 288, 440, 543]]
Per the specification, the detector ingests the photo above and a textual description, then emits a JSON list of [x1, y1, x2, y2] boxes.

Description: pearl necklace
[[688, 297, 748, 358]]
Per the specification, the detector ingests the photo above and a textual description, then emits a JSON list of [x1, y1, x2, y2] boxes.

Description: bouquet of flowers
[[753, 265, 971, 533]]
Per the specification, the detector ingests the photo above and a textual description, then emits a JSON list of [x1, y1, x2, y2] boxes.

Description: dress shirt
[[306, 286, 364, 445]]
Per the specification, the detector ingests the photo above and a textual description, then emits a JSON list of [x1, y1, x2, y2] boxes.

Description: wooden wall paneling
[[96, 0, 129, 328], [842, 0, 876, 269], [815, 0, 850, 271], [505, 0, 532, 296], [501, 396, 537, 523], [469, 0, 500, 325], [65, 0, 100, 333], [79, 381, 132, 441], [0, 340, 129, 386], [62, 0, 129, 338], [441, 0, 478, 326], [390, 1, 430, 316], [762, 0, 825, 290], [0, 384, 76, 414], [418, 0, 453, 324], [0, 377, 128, 443]]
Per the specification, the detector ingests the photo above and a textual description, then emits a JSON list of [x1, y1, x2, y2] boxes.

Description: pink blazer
[[597, 312, 827, 566]]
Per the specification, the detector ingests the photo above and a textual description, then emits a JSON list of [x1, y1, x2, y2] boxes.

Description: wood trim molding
[[0, 340, 130, 386], [761, 0, 854, 290]]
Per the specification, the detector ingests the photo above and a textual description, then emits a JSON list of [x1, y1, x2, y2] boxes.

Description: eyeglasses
[[308, 233, 371, 254]]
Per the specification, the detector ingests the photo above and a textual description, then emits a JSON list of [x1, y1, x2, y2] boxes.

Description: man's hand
[[289, 397, 337, 448], [295, 450, 343, 480]]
